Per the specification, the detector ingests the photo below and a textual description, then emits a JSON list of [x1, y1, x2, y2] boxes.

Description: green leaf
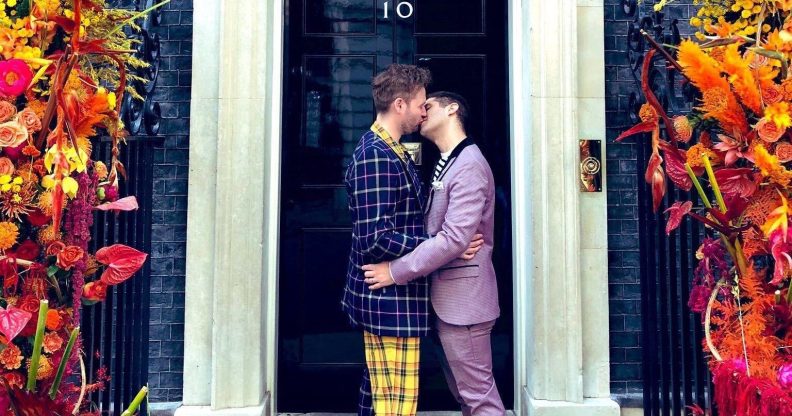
[[47, 265, 59, 277]]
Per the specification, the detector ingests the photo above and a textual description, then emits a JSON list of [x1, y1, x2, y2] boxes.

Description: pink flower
[[0, 59, 32, 98], [713, 134, 747, 166], [779, 363, 792, 388], [768, 227, 792, 286]]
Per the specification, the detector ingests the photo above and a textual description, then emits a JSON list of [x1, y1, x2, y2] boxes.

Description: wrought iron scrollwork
[[624, 1, 690, 122], [119, 0, 162, 136]]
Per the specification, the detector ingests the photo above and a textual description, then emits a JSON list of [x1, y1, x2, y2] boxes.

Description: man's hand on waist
[[362, 261, 395, 290]]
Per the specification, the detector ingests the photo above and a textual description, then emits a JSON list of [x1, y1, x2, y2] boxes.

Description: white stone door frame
[[177, 0, 619, 415]]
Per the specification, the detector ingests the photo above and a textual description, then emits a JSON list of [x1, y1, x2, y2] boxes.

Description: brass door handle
[[579, 140, 602, 192]]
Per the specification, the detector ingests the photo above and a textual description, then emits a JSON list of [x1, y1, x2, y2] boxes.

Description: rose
[[0, 121, 27, 148], [82, 281, 107, 302], [777, 142, 792, 163], [0, 101, 16, 123], [757, 118, 786, 143], [16, 108, 41, 133], [0, 157, 13, 177], [45, 241, 65, 257], [56, 245, 84, 270], [763, 83, 785, 104], [0, 59, 33, 99]]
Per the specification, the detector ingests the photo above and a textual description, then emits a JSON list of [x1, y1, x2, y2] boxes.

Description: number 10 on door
[[383, 1, 414, 19]]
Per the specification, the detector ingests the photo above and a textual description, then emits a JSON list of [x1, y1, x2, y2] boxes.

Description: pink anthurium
[[769, 227, 792, 286], [94, 196, 139, 212], [0, 305, 31, 343], [664, 201, 693, 235], [96, 244, 148, 286]]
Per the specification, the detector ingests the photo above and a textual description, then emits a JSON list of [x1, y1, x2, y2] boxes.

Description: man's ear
[[447, 102, 459, 116], [393, 97, 405, 114]]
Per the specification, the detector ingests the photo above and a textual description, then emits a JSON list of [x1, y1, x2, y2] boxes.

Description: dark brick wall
[[605, 0, 696, 397], [146, 0, 192, 403]]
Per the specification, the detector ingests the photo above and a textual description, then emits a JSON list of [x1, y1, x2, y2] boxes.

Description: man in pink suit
[[362, 91, 505, 415]]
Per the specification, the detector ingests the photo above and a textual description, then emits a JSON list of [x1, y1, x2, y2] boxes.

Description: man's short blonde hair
[[371, 64, 432, 113]]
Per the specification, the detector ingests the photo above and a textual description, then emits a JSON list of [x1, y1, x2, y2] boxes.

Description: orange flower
[[673, 116, 693, 142], [698, 88, 749, 135], [0, 221, 19, 251], [0, 157, 14, 176], [44, 309, 61, 331], [722, 44, 762, 114], [686, 143, 722, 168], [0, 101, 17, 124], [56, 245, 84, 270], [21, 143, 40, 157], [777, 142, 792, 162], [42, 332, 62, 353], [679, 40, 749, 134], [755, 143, 792, 186], [757, 118, 787, 142], [679, 40, 726, 91], [639, 103, 657, 123], [763, 82, 785, 104], [765, 101, 792, 128], [16, 108, 41, 133], [33, 356, 53, 380], [0, 344, 22, 370]]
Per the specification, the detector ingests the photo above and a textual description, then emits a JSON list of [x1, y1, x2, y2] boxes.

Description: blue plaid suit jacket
[[342, 130, 430, 338]]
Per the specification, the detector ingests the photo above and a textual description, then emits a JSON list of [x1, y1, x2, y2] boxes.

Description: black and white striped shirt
[[432, 151, 452, 182]]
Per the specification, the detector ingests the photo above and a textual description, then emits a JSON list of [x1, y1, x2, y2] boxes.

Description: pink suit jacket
[[389, 139, 500, 326]]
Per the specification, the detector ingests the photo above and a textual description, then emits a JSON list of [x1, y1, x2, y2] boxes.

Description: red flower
[[45, 241, 64, 257], [26, 209, 50, 227], [9, 239, 38, 261], [82, 281, 107, 302], [0, 59, 32, 99], [55, 245, 83, 270]]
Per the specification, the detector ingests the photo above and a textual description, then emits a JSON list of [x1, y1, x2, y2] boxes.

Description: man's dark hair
[[428, 91, 470, 131], [371, 64, 432, 113]]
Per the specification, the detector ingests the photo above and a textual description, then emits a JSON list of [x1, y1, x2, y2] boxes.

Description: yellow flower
[[0, 221, 19, 250], [61, 176, 78, 198], [765, 102, 792, 128]]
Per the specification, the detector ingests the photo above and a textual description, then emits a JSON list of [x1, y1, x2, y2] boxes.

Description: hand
[[362, 262, 395, 290], [459, 233, 484, 260]]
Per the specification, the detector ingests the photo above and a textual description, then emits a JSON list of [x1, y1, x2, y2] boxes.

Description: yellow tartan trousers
[[363, 331, 420, 416]]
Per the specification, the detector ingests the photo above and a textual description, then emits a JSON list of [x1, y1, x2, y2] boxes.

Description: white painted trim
[[265, 0, 285, 413], [508, 0, 530, 414]]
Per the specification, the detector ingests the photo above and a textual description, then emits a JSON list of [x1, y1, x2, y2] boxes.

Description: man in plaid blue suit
[[343, 64, 432, 415]]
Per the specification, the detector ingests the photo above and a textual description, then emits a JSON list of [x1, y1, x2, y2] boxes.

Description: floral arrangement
[[0, 0, 171, 414], [621, 1, 792, 414]]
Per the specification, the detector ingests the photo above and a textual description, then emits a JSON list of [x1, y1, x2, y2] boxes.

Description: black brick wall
[[146, 0, 192, 403], [605, 0, 696, 397]]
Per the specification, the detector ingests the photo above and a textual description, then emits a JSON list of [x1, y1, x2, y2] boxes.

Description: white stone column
[[509, 0, 619, 414], [176, 0, 282, 413]]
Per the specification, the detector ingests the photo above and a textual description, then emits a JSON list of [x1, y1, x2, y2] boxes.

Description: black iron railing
[[622, 1, 717, 415], [78, 0, 163, 414]]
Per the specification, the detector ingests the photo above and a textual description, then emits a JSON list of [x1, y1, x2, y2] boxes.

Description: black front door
[[278, 0, 511, 411]]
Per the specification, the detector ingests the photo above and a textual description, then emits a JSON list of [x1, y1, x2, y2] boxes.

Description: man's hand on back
[[362, 262, 395, 290], [459, 233, 484, 260]]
